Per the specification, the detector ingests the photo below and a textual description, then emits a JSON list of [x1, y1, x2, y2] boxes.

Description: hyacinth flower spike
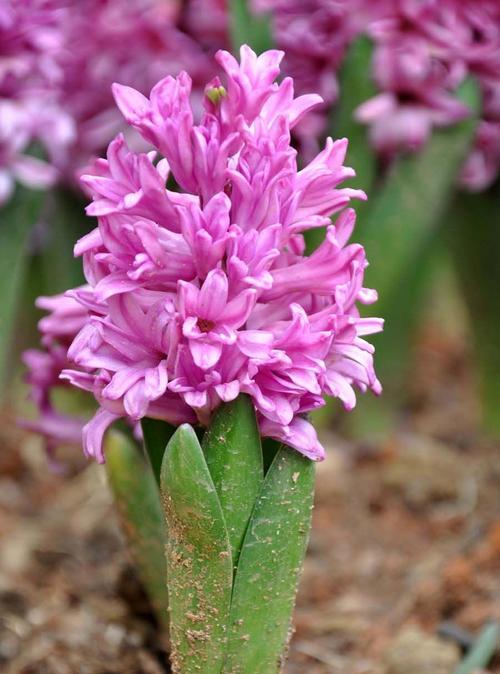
[[26, 45, 382, 672]]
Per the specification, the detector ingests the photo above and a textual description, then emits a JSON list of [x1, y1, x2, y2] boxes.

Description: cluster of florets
[[256, 0, 500, 191], [0, 0, 216, 203], [31, 46, 382, 462]]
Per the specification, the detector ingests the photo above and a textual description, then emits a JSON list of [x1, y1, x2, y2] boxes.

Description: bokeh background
[[0, 1, 499, 672]]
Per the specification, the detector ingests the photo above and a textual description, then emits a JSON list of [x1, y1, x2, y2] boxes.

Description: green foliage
[[160, 424, 233, 674], [261, 437, 281, 474], [0, 186, 44, 392], [114, 397, 317, 672], [355, 77, 480, 418], [452, 623, 499, 674], [223, 447, 315, 674], [230, 0, 273, 54], [306, 36, 377, 254], [105, 430, 169, 631], [37, 188, 87, 295], [202, 394, 263, 566], [362, 78, 480, 307], [333, 35, 378, 199], [141, 417, 176, 486], [448, 186, 500, 435]]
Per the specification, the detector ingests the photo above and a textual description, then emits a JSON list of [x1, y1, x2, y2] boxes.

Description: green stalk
[[333, 36, 378, 203], [361, 79, 479, 307], [139, 400, 316, 672]]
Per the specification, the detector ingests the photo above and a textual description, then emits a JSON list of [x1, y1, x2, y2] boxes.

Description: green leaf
[[452, 623, 499, 674], [0, 186, 44, 391], [448, 186, 500, 435], [105, 430, 169, 631], [343, 227, 437, 438], [361, 78, 480, 305], [306, 36, 377, 254], [230, 0, 273, 54], [345, 79, 481, 430], [334, 35, 378, 197], [161, 424, 233, 674], [223, 446, 315, 674], [38, 188, 87, 295], [202, 394, 263, 567], [141, 418, 176, 487]]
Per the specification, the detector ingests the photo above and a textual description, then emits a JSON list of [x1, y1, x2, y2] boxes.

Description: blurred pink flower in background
[[2, 0, 499, 201], [51, 0, 216, 179], [257, 0, 500, 190], [0, 0, 70, 203], [29, 46, 382, 462], [0, 0, 218, 202], [21, 291, 93, 467]]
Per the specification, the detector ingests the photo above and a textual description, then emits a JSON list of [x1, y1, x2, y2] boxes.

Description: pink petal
[[259, 417, 325, 462], [198, 269, 228, 319], [112, 83, 150, 123], [220, 289, 257, 328], [189, 339, 222, 370], [82, 408, 120, 463]]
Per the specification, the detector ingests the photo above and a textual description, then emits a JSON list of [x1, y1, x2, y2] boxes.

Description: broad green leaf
[[223, 447, 315, 674], [161, 424, 233, 674], [361, 78, 480, 304], [0, 186, 44, 392], [105, 430, 169, 631], [202, 394, 263, 567], [453, 623, 499, 674], [230, 0, 273, 54], [141, 417, 176, 486], [448, 186, 500, 435]]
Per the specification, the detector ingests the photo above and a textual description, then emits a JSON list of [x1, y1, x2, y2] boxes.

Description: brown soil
[[1, 320, 499, 674]]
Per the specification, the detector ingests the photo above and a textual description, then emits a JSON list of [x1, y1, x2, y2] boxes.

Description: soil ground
[[1, 316, 499, 674]]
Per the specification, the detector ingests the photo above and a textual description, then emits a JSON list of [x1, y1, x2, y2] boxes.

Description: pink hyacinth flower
[[29, 45, 383, 463]]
